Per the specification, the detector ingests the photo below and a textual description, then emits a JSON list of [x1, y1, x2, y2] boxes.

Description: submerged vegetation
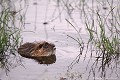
[[0, 0, 27, 71]]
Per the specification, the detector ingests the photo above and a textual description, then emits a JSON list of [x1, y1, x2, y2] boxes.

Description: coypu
[[18, 41, 56, 64]]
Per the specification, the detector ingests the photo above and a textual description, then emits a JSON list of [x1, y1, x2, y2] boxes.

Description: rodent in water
[[18, 41, 56, 64]]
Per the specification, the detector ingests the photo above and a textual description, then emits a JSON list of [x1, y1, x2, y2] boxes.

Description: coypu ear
[[38, 44, 43, 49], [35, 44, 43, 50]]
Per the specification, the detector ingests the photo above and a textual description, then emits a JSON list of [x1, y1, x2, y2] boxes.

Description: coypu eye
[[42, 42, 49, 49], [42, 44, 48, 49]]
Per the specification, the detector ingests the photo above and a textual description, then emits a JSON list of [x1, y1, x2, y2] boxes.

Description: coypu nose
[[53, 47, 56, 50]]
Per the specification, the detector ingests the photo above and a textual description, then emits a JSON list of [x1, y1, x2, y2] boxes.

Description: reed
[[55, 0, 120, 79], [0, 0, 27, 72], [84, 0, 120, 78]]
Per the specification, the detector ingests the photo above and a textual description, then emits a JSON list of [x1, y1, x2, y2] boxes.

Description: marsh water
[[0, 0, 120, 80]]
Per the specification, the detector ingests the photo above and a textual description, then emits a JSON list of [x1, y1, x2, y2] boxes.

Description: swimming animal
[[18, 41, 56, 64]]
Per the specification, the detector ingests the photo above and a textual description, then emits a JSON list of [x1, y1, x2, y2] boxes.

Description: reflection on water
[[21, 54, 56, 65], [32, 54, 56, 64]]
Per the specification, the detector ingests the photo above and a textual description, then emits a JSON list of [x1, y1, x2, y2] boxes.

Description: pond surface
[[0, 0, 120, 80]]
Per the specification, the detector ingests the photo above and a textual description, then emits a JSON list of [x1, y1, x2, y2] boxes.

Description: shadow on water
[[18, 41, 56, 65]]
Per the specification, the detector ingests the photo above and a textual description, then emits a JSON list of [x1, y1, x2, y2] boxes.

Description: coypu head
[[31, 41, 56, 57]]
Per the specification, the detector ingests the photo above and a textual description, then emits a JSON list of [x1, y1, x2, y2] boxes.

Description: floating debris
[[43, 22, 49, 25], [103, 6, 108, 10]]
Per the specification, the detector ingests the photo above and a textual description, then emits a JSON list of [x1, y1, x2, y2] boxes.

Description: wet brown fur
[[18, 41, 56, 64]]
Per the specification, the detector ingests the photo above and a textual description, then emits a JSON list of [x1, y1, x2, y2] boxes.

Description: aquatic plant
[[54, 0, 120, 79], [81, 0, 120, 78], [0, 0, 27, 72]]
